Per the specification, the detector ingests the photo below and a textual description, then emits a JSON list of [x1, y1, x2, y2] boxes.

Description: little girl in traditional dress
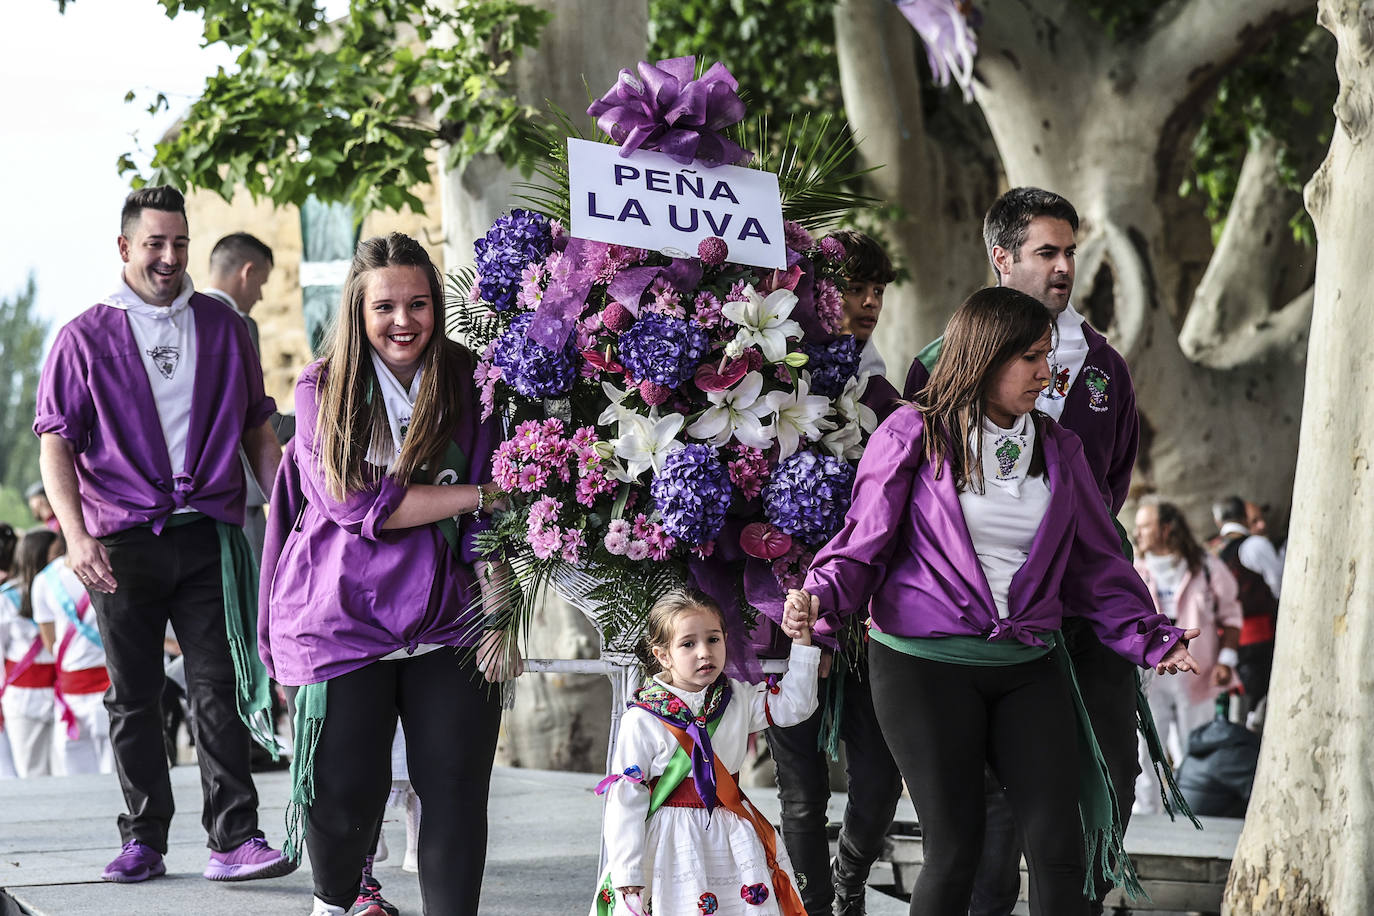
[[592, 587, 819, 916]]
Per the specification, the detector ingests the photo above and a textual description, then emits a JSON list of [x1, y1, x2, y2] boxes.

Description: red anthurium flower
[[740, 522, 793, 560], [694, 358, 750, 392]]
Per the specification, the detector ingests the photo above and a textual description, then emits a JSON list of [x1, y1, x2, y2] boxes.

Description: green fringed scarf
[[158, 513, 280, 757], [214, 520, 282, 758], [284, 679, 328, 862], [871, 629, 1148, 900]]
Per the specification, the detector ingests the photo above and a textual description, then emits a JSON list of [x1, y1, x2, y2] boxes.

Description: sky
[[0, 1, 340, 330]]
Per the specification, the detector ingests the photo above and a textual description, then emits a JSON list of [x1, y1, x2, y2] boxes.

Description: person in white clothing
[[32, 544, 113, 776], [1, 528, 60, 778], [593, 587, 819, 916], [1133, 498, 1242, 813]]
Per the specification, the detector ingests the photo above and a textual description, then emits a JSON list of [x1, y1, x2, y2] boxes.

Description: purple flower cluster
[[762, 450, 855, 547], [802, 336, 861, 397], [617, 313, 710, 388], [474, 209, 553, 312], [650, 444, 732, 546], [492, 313, 577, 398]]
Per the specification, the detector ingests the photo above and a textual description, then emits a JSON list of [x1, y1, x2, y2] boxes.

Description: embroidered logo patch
[[1083, 365, 1110, 412], [698, 891, 719, 914], [1043, 365, 1071, 400], [741, 883, 770, 905], [994, 438, 1022, 478], [146, 345, 180, 380]]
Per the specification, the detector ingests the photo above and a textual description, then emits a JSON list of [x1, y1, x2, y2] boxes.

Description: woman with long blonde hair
[[261, 232, 520, 916]]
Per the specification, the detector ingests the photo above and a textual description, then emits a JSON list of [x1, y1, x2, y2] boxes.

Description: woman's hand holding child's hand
[[783, 588, 818, 646]]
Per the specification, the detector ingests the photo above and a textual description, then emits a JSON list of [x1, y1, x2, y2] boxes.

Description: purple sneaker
[[101, 840, 167, 883], [203, 836, 298, 881]]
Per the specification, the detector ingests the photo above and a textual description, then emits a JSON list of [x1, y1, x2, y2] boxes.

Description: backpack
[[1216, 536, 1278, 642]]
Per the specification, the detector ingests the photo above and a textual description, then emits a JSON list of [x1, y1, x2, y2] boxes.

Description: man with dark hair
[[205, 232, 276, 564], [205, 232, 274, 356], [904, 187, 1142, 916], [34, 186, 292, 885], [831, 228, 901, 419]]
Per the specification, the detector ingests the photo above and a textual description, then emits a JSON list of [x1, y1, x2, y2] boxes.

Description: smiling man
[[34, 186, 292, 887], [903, 187, 1142, 916]]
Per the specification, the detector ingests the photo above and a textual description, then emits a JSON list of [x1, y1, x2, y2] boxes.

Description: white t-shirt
[[1143, 552, 1188, 620], [958, 414, 1052, 620], [1037, 302, 1090, 422], [103, 276, 198, 494], [30, 560, 106, 672], [0, 581, 55, 719]]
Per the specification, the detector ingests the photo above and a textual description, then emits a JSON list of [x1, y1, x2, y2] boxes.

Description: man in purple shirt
[[904, 188, 1141, 916], [34, 187, 293, 886]]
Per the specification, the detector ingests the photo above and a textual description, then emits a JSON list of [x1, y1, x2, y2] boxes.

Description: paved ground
[[0, 765, 910, 915]]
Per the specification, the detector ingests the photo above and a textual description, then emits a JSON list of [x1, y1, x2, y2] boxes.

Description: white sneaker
[[311, 897, 347, 915], [373, 826, 389, 864]]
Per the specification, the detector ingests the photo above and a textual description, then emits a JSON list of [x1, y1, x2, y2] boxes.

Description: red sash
[[57, 667, 110, 694], [4, 657, 56, 689], [1, 638, 52, 729], [662, 722, 807, 916]]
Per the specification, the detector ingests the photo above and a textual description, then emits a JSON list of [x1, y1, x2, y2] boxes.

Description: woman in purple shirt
[[260, 233, 520, 916], [784, 287, 1200, 916]]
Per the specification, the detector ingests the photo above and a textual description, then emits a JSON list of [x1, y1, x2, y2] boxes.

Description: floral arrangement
[[459, 56, 880, 647]]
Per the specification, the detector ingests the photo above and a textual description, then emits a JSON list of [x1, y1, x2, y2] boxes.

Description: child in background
[[32, 535, 113, 775], [592, 587, 819, 916], [2, 525, 58, 778]]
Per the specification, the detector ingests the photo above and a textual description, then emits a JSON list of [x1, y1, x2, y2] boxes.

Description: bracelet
[[473, 485, 487, 517]]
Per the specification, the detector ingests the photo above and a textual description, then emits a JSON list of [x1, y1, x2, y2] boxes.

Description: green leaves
[[127, 0, 551, 216]]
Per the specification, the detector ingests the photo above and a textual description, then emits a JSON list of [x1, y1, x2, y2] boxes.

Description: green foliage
[[0, 486, 32, 533], [648, 0, 841, 134], [0, 275, 48, 493], [1180, 22, 1335, 247], [128, 0, 550, 215], [1075, 0, 1160, 42]]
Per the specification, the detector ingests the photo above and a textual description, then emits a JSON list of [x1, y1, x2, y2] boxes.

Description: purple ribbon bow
[[605, 258, 704, 318], [636, 681, 733, 815], [526, 238, 598, 351], [587, 56, 753, 167]]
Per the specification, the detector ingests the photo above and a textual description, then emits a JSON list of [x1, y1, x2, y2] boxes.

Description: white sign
[[567, 138, 786, 270]]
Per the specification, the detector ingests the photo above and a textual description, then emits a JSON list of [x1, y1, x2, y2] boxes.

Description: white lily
[[821, 419, 865, 460], [763, 374, 835, 460], [598, 380, 634, 427], [686, 371, 776, 450], [835, 373, 879, 434], [610, 409, 686, 481], [721, 284, 804, 363]]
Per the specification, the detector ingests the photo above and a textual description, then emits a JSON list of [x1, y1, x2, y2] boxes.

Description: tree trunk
[[967, 0, 1314, 531], [439, 0, 649, 772], [1225, 2, 1374, 911], [833, 0, 1000, 375]]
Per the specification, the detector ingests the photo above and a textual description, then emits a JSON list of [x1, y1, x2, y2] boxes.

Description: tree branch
[[1180, 134, 1314, 365], [1141, 0, 1313, 113]]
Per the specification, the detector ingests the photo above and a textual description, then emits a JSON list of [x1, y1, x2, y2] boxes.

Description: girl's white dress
[[595, 642, 820, 916]]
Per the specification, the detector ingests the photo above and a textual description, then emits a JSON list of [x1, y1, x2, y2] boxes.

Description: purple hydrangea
[[492, 312, 577, 398], [650, 444, 733, 546], [762, 450, 855, 547], [474, 209, 554, 312], [617, 313, 710, 389], [802, 336, 862, 397]]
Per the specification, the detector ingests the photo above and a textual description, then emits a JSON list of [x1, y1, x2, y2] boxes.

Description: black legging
[[867, 639, 1089, 916], [307, 647, 502, 913]]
